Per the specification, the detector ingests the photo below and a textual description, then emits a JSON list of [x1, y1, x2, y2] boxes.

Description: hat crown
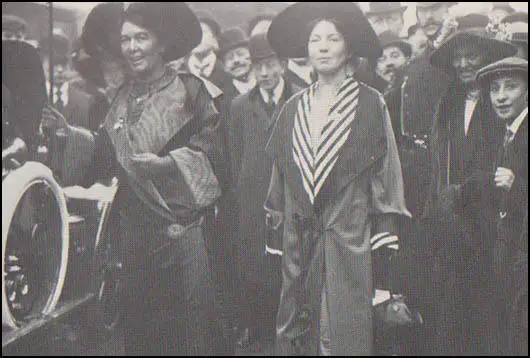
[[478, 56, 528, 85], [219, 27, 249, 53], [456, 13, 490, 32], [378, 31, 402, 44], [249, 33, 276, 61], [2, 14, 28, 32], [40, 30, 70, 57], [367, 2, 406, 14]]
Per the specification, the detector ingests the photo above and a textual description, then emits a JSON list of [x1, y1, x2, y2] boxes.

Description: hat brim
[[478, 66, 528, 87], [381, 40, 412, 58], [430, 31, 518, 70], [267, 2, 382, 60], [218, 40, 249, 58]]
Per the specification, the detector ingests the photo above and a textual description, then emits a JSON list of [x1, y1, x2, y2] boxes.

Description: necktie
[[503, 127, 514, 148], [264, 90, 276, 117], [55, 86, 64, 112]]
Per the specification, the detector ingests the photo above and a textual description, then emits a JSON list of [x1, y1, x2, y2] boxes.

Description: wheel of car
[[2, 162, 69, 329]]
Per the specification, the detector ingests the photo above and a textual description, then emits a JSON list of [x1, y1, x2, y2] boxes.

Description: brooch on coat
[[114, 117, 125, 131]]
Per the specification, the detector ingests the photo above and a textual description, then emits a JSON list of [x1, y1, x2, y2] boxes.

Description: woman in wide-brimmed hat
[[40, 2, 229, 355], [423, 13, 518, 355], [265, 3, 411, 355]]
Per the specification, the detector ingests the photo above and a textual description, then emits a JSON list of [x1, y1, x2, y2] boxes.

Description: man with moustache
[[366, 2, 408, 37], [375, 31, 412, 96], [476, 57, 528, 356], [227, 33, 302, 350], [217, 27, 256, 103]]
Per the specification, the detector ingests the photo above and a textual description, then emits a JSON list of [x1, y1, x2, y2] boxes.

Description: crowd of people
[[2, 2, 528, 356]]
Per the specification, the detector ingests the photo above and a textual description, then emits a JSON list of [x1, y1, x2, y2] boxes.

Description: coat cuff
[[371, 232, 399, 251], [265, 244, 283, 256]]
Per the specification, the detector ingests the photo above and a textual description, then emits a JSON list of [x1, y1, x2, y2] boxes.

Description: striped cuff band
[[265, 244, 283, 256], [371, 232, 399, 251]]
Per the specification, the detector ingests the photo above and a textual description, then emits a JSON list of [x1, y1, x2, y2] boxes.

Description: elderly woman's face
[[120, 21, 165, 78], [308, 20, 349, 76], [490, 74, 528, 122], [451, 43, 486, 85]]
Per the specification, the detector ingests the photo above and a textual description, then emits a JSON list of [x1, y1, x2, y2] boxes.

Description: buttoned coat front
[[265, 83, 410, 356]]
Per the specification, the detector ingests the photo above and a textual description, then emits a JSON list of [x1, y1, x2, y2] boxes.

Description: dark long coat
[[227, 81, 302, 285], [421, 85, 502, 355], [265, 82, 410, 355]]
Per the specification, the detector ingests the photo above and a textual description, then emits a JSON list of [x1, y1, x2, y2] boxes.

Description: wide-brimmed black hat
[[82, 2, 124, 59], [218, 27, 249, 57], [249, 33, 278, 62], [123, 2, 202, 62], [2, 40, 48, 131], [477, 56, 528, 87], [72, 44, 106, 89], [267, 2, 382, 61], [195, 10, 221, 38], [431, 14, 518, 70], [366, 2, 407, 16], [492, 2, 515, 14], [378, 31, 412, 58]]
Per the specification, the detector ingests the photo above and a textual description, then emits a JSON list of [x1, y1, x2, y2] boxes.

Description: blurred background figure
[[2, 14, 28, 41], [39, 28, 93, 131], [416, 2, 457, 49], [365, 2, 408, 37], [406, 23, 429, 59]]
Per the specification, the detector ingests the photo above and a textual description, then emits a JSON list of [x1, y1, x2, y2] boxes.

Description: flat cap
[[477, 56, 528, 86]]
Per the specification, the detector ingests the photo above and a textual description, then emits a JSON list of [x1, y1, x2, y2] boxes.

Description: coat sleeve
[[164, 82, 222, 209], [370, 96, 411, 292], [264, 159, 285, 255]]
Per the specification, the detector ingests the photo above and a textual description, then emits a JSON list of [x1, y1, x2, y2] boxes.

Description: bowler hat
[[2, 14, 28, 33], [39, 30, 70, 62], [195, 10, 221, 37], [218, 27, 249, 57], [248, 12, 276, 35], [81, 2, 124, 59], [267, 2, 382, 61], [477, 56, 528, 87], [430, 14, 518, 70], [249, 33, 278, 62], [378, 31, 412, 58], [501, 12, 528, 46], [124, 2, 202, 62], [366, 2, 407, 16]]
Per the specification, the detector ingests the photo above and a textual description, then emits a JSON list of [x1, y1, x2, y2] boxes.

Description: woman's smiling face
[[120, 21, 165, 78]]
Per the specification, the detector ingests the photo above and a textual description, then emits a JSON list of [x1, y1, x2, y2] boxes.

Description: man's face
[[417, 3, 451, 39], [408, 28, 429, 59], [2, 29, 25, 41], [451, 44, 486, 85], [222, 46, 252, 80], [368, 12, 404, 36], [42, 55, 69, 86], [253, 56, 284, 92], [490, 74, 528, 122], [376, 45, 409, 84]]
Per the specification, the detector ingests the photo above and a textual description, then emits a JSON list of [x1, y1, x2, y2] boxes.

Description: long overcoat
[[265, 82, 410, 355], [227, 81, 302, 285]]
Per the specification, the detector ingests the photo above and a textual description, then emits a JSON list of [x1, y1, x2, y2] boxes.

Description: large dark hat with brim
[[249, 33, 279, 62], [72, 42, 106, 89], [123, 2, 202, 62], [430, 14, 518, 70], [366, 2, 407, 16], [477, 56, 528, 87], [218, 27, 249, 57], [2, 40, 48, 128], [2, 14, 28, 33], [248, 12, 276, 35], [267, 2, 382, 61], [81, 2, 125, 59], [195, 10, 221, 37], [378, 31, 412, 58]]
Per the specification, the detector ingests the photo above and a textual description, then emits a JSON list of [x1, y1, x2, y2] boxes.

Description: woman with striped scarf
[[264, 3, 411, 355]]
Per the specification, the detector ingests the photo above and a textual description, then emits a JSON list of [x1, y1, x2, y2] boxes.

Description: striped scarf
[[292, 76, 360, 204]]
